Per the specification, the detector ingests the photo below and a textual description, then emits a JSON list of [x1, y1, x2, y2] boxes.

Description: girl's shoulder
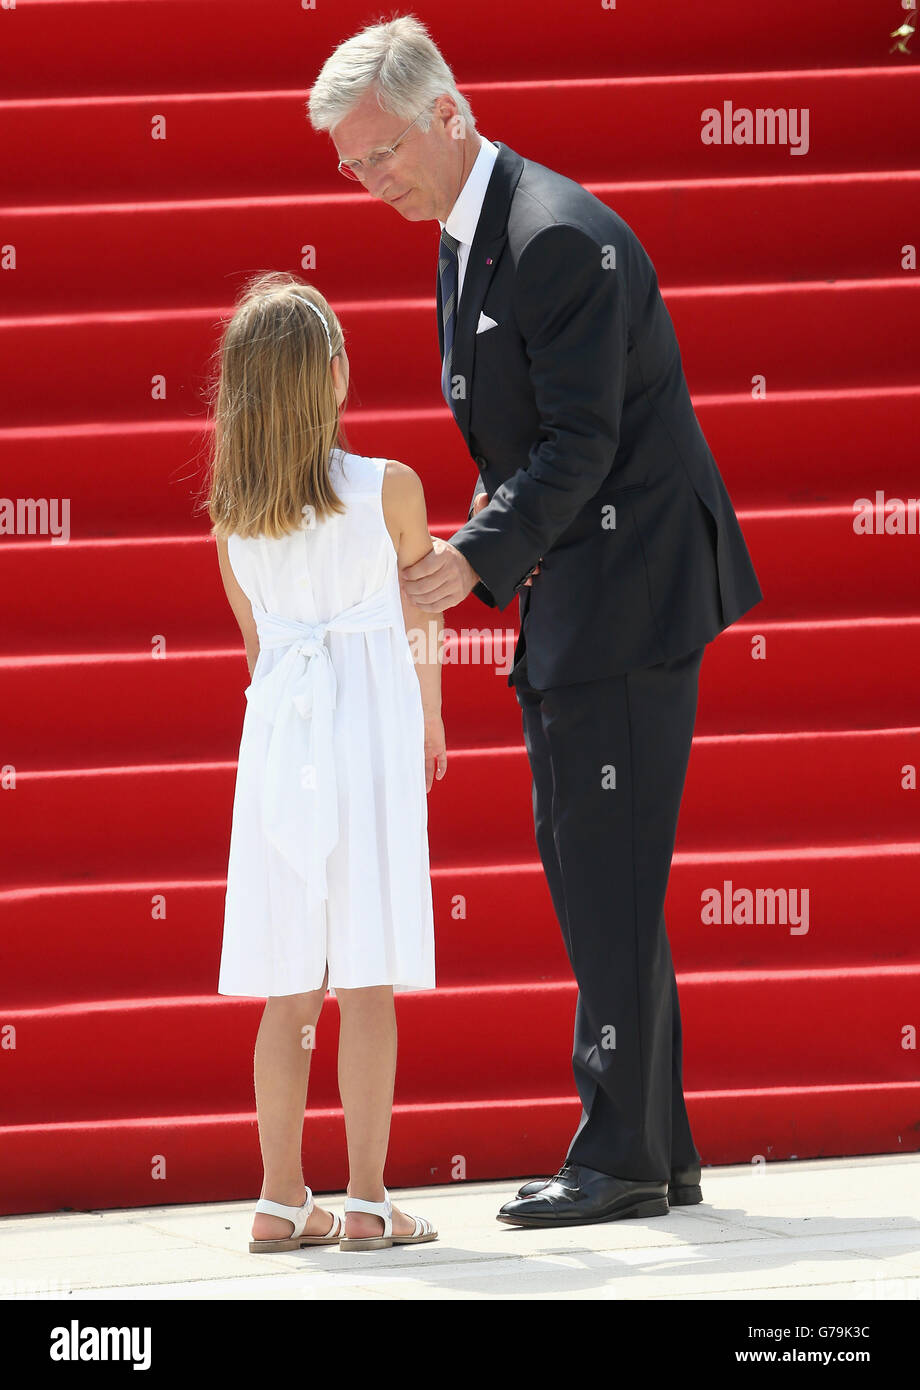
[[331, 446, 389, 494]]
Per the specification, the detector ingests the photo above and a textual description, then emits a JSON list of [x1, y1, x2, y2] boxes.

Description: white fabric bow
[[243, 589, 398, 907]]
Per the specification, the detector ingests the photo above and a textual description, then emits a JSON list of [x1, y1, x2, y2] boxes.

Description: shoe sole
[[249, 1235, 341, 1252], [497, 1195, 669, 1227], [339, 1233, 439, 1251]]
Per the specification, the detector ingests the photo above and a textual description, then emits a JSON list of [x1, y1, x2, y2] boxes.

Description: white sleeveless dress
[[217, 448, 436, 997]]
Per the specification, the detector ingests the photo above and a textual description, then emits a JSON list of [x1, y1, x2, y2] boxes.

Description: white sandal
[[248, 1185, 343, 1253], [340, 1187, 438, 1251]]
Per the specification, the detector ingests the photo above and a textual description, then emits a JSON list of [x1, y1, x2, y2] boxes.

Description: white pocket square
[[476, 312, 499, 334]]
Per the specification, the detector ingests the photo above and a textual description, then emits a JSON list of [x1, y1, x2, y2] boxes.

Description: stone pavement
[[1, 1154, 918, 1301]]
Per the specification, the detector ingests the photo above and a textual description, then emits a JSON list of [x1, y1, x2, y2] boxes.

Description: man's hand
[[400, 536, 481, 611]]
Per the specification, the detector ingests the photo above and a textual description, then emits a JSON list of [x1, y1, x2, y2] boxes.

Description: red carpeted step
[[3, 280, 917, 427], [2, 844, 917, 1007], [3, 1077, 918, 1217], [4, 173, 919, 315], [5, 71, 917, 205], [1, 728, 917, 890], [2, 0, 917, 1217], [2, 619, 918, 771], [0, 0, 888, 101], [3, 388, 918, 536], [3, 1079, 916, 1217], [3, 504, 918, 657], [3, 969, 918, 1128]]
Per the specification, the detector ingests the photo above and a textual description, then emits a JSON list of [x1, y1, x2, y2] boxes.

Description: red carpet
[[1, 1, 918, 1216]]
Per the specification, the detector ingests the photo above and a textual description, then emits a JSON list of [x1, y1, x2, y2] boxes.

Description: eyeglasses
[[337, 104, 431, 181]]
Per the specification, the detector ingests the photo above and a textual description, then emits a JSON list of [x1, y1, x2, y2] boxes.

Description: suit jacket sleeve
[[449, 222, 627, 610], [466, 477, 497, 606]]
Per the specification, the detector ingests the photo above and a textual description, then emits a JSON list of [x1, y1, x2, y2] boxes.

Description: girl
[[206, 270, 446, 1251]]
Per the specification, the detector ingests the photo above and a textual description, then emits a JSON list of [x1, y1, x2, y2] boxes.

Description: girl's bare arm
[[216, 537, 260, 678]]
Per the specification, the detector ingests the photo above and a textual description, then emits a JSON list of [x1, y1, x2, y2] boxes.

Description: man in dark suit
[[318, 44, 762, 1227]]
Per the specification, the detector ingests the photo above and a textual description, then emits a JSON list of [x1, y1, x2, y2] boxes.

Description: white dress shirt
[[438, 135, 499, 303]]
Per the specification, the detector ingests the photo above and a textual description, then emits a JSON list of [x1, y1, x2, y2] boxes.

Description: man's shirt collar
[[438, 135, 498, 245]]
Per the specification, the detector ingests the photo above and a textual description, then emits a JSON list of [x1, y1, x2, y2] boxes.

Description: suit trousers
[[513, 643, 705, 1180]]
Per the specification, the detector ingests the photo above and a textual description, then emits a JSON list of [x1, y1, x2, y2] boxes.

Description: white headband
[[290, 292, 335, 359]]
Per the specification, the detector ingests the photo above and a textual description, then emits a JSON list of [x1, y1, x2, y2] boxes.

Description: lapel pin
[[486, 257, 493, 265]]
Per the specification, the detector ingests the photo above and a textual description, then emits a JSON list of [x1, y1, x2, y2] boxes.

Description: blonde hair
[[201, 271, 352, 540], [307, 13, 476, 139]]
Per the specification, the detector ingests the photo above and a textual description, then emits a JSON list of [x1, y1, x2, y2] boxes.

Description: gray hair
[[307, 14, 476, 139]]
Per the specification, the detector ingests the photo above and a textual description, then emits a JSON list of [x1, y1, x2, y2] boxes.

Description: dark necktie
[[438, 229, 460, 414]]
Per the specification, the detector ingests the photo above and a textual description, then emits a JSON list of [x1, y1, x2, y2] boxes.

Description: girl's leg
[[335, 983, 421, 1239], [251, 969, 336, 1241]]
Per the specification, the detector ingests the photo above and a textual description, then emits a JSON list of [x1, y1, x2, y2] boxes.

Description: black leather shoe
[[668, 1162, 703, 1206], [515, 1162, 575, 1199], [516, 1160, 703, 1207], [498, 1162, 668, 1227]]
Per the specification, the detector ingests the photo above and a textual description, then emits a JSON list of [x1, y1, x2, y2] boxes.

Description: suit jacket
[[441, 139, 764, 690]]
